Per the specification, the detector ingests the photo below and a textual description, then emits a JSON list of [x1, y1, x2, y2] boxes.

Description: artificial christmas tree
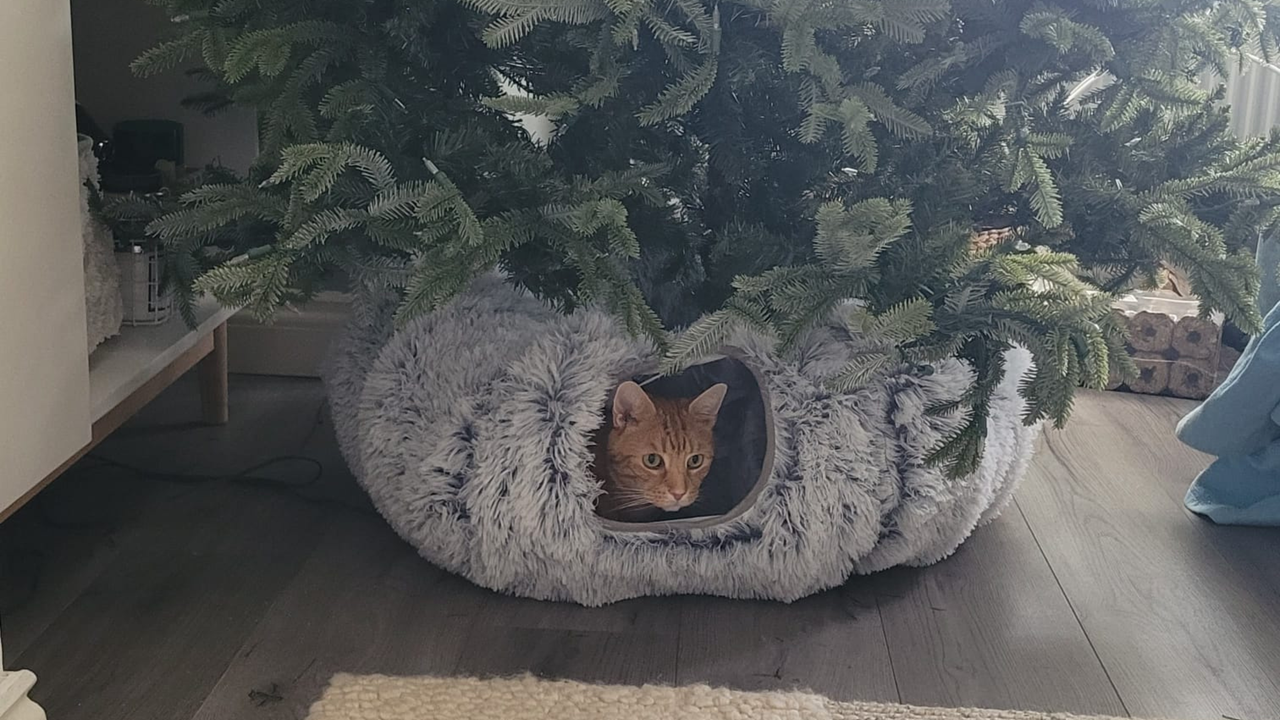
[[137, 0, 1280, 473]]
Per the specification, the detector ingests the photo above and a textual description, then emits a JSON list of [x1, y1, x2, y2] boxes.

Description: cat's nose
[[670, 490, 686, 500]]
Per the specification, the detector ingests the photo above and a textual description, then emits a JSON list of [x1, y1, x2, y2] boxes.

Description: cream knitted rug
[[305, 674, 1131, 720]]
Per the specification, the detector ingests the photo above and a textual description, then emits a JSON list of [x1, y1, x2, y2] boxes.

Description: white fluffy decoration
[[78, 135, 123, 353], [324, 276, 1040, 606]]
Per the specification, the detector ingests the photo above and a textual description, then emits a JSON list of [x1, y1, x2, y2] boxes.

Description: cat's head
[[606, 381, 728, 512]]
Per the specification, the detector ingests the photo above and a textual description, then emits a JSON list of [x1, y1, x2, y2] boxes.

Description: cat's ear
[[689, 383, 728, 424], [613, 381, 656, 428]]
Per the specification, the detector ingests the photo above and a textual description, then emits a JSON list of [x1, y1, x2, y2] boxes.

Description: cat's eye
[[687, 454, 704, 469], [642, 453, 664, 469]]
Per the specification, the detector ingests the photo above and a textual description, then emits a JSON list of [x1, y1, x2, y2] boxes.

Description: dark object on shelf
[[100, 120, 184, 194], [100, 169, 163, 194], [75, 103, 108, 144], [114, 119, 184, 167], [76, 103, 115, 167]]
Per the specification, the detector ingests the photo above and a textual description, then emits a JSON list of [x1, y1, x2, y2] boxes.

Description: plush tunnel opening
[[597, 353, 774, 532]]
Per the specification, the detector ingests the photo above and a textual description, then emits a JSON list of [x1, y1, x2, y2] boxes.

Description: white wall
[[70, 0, 259, 172], [0, 0, 92, 524]]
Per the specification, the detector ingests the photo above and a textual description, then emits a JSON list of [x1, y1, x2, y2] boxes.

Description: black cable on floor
[[0, 453, 378, 617], [87, 453, 323, 487], [83, 453, 377, 517]]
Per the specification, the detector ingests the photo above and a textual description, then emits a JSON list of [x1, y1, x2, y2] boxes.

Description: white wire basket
[[115, 245, 173, 326]]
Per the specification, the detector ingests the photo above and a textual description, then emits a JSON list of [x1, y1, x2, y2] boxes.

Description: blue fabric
[[1176, 233, 1280, 525]]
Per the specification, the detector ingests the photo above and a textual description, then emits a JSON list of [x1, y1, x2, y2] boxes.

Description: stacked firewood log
[[967, 237, 1241, 400], [1107, 302, 1238, 400], [970, 226, 1017, 252]]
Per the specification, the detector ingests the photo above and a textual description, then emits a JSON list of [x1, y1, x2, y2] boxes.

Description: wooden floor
[[3, 376, 1280, 720]]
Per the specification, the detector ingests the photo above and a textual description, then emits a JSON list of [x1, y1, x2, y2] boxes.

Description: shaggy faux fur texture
[[323, 276, 1040, 605], [78, 135, 123, 354], [306, 674, 1131, 720]]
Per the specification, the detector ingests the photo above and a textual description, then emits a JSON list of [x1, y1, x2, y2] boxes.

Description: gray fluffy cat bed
[[324, 276, 1041, 606]]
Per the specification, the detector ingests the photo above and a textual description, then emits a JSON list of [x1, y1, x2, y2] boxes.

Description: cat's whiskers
[[608, 493, 658, 511], [612, 502, 655, 513], [607, 487, 648, 499]]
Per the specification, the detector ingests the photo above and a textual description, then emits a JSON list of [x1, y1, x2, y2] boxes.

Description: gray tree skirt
[[323, 276, 1040, 606]]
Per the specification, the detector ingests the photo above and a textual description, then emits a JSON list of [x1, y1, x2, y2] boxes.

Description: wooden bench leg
[[199, 321, 229, 425]]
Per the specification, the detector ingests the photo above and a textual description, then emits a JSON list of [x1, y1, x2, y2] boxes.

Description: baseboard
[[227, 292, 351, 378], [0, 671, 45, 720]]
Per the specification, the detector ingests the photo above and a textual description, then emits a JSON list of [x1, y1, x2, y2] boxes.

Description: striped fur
[[595, 384, 725, 521]]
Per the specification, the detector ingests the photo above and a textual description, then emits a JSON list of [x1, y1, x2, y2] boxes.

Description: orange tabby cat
[[594, 381, 728, 521]]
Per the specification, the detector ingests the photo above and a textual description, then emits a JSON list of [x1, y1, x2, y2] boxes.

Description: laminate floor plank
[[675, 585, 899, 704], [0, 375, 339, 662], [191, 515, 484, 720], [455, 589, 680, 685], [456, 624, 678, 686], [1018, 390, 1280, 720], [4, 376, 337, 720], [94, 375, 332, 478], [13, 483, 327, 720], [0, 466, 156, 660], [0, 375, 242, 660], [1109, 395, 1280, 605], [874, 511, 1126, 716]]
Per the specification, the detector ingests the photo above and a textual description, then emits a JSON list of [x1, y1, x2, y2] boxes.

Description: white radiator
[[1220, 58, 1280, 138]]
